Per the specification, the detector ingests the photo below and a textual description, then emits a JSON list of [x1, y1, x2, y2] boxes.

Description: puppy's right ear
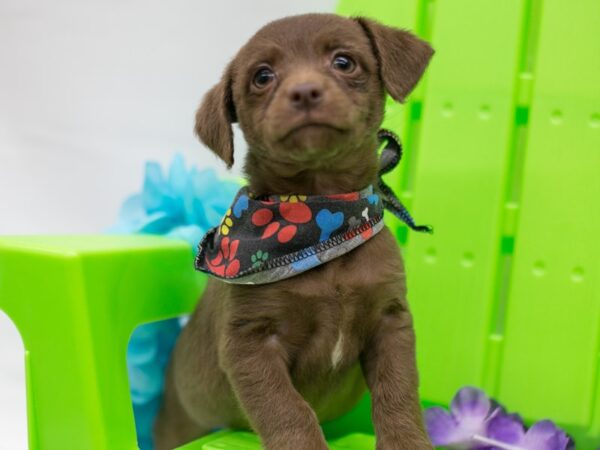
[[195, 64, 237, 168]]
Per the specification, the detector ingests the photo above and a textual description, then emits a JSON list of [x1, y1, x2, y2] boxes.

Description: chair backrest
[[337, 0, 600, 447]]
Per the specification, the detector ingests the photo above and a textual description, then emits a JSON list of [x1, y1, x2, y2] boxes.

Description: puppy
[[155, 13, 434, 450]]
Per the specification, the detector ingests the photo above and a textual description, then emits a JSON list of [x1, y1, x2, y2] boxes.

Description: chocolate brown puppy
[[154, 13, 434, 450]]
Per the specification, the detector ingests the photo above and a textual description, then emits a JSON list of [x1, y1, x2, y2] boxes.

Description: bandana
[[195, 129, 431, 285]]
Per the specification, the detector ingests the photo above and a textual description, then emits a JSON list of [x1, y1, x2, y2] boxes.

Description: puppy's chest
[[286, 290, 367, 376], [283, 255, 402, 375], [232, 228, 404, 375]]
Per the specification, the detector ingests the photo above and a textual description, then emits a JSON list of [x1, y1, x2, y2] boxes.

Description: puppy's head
[[195, 14, 433, 171]]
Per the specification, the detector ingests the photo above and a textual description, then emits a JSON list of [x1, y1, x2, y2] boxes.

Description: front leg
[[361, 301, 433, 450], [220, 321, 329, 450]]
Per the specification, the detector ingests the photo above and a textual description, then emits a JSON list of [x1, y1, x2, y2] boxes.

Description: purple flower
[[425, 386, 497, 449], [484, 417, 573, 450], [425, 387, 573, 450]]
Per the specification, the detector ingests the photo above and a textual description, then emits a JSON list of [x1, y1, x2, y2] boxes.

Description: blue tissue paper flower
[[109, 154, 239, 450], [110, 153, 240, 250]]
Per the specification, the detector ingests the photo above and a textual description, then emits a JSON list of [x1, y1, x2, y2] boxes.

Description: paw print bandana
[[195, 130, 431, 285]]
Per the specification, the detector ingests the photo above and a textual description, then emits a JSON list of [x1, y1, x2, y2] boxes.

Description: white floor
[[0, 312, 28, 450]]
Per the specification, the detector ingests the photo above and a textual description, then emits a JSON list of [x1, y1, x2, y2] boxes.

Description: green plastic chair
[[1, 0, 598, 448]]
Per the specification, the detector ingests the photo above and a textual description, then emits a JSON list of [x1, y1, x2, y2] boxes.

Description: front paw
[[265, 438, 329, 450], [263, 429, 330, 450]]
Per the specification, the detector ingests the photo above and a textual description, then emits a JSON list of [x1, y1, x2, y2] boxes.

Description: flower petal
[[486, 412, 525, 445], [116, 194, 146, 223], [168, 153, 187, 197], [425, 407, 461, 446], [165, 225, 203, 252], [451, 386, 492, 424], [137, 212, 174, 234], [521, 420, 570, 450], [143, 161, 170, 212]]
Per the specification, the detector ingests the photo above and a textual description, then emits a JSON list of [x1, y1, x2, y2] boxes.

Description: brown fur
[[155, 13, 434, 450]]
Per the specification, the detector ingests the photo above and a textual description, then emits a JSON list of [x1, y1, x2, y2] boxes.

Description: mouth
[[281, 122, 344, 141]]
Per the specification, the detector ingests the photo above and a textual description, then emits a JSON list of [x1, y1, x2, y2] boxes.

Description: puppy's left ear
[[355, 17, 434, 102], [195, 64, 238, 168]]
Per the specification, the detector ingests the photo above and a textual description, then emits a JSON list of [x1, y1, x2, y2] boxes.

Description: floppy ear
[[355, 17, 434, 102], [194, 64, 237, 168]]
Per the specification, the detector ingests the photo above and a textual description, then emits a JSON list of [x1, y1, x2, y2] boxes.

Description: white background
[[0, 1, 335, 447]]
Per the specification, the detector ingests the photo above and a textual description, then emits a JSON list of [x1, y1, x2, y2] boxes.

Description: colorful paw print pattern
[[279, 194, 307, 203], [205, 236, 241, 277], [251, 250, 269, 269], [220, 208, 234, 235], [195, 185, 384, 285], [251, 199, 312, 243]]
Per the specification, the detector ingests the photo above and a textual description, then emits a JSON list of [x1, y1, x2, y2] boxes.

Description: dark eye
[[253, 67, 275, 88], [332, 54, 356, 73]]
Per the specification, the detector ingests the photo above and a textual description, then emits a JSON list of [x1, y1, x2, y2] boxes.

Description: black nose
[[289, 83, 323, 110]]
